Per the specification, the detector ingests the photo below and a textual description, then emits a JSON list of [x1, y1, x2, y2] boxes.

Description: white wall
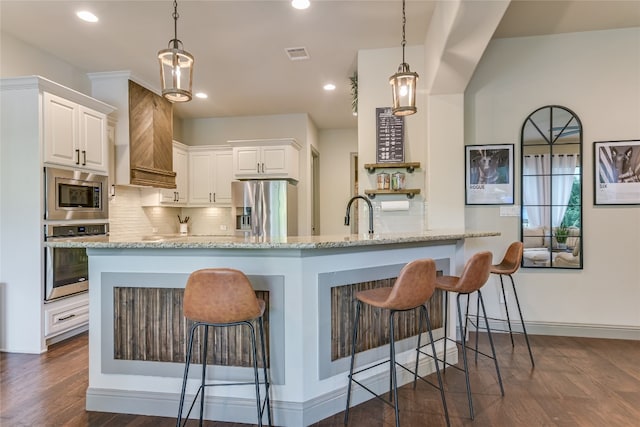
[[0, 32, 90, 95], [465, 28, 640, 335], [318, 128, 358, 235], [357, 46, 428, 233]]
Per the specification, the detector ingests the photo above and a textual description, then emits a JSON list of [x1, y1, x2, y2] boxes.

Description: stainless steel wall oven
[[44, 223, 108, 302]]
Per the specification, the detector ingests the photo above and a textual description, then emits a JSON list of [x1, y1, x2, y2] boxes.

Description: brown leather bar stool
[[473, 242, 534, 366], [344, 258, 449, 427], [431, 251, 504, 420], [176, 268, 272, 427]]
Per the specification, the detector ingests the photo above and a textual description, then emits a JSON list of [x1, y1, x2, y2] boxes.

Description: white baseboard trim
[[467, 318, 640, 341], [86, 345, 457, 426]]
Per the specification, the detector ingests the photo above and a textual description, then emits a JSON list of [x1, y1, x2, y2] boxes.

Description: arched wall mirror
[[520, 105, 583, 269]]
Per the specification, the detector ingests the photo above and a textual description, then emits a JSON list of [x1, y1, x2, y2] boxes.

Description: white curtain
[[551, 154, 578, 227], [523, 154, 577, 229], [523, 155, 549, 228]]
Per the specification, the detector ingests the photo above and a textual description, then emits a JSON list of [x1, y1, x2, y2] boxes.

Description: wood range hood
[[128, 80, 176, 189], [88, 71, 176, 189]]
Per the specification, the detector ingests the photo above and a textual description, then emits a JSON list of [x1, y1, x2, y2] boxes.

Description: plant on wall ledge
[[349, 71, 358, 116]]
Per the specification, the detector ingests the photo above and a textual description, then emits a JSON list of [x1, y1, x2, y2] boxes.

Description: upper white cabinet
[[230, 138, 300, 182], [142, 141, 189, 206], [188, 147, 233, 205], [160, 141, 188, 203], [43, 92, 108, 173]]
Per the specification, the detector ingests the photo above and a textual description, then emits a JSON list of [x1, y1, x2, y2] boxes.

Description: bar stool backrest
[[183, 268, 264, 324], [454, 251, 492, 293], [493, 241, 523, 275], [383, 258, 437, 310]]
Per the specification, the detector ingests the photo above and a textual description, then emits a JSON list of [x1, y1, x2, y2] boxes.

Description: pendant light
[[158, 0, 194, 102], [389, 0, 418, 116]]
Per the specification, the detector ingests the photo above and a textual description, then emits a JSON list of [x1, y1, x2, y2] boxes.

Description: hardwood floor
[[1, 332, 639, 426]]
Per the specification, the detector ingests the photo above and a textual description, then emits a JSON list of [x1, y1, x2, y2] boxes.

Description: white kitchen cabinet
[[188, 147, 233, 205], [44, 292, 89, 339], [43, 91, 108, 173], [230, 138, 300, 181], [141, 141, 189, 206], [160, 141, 189, 203]]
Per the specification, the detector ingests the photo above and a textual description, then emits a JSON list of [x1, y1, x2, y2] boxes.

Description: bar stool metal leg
[[389, 311, 400, 427], [421, 305, 450, 426], [456, 293, 474, 420], [258, 317, 273, 425], [508, 273, 535, 367], [499, 275, 515, 347], [478, 290, 505, 396], [177, 322, 198, 427], [344, 300, 361, 425]]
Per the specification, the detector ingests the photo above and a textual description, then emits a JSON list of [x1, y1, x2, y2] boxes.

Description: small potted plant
[[555, 223, 569, 249]]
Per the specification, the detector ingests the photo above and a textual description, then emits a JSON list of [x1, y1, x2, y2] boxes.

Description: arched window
[[521, 106, 583, 269]]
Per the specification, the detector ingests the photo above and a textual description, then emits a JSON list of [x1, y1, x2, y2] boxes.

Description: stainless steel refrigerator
[[232, 180, 298, 238]]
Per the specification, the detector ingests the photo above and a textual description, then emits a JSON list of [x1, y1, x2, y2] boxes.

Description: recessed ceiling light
[[323, 83, 336, 91], [291, 0, 310, 10], [195, 92, 208, 99], [76, 11, 98, 23]]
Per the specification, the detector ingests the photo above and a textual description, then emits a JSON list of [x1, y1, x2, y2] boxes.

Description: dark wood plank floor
[[1, 332, 639, 426]]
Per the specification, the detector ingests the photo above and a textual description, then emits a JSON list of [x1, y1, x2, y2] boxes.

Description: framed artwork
[[465, 144, 514, 205], [594, 139, 640, 205]]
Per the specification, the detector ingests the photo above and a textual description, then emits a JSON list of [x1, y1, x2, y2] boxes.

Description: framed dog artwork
[[465, 144, 514, 205], [594, 139, 640, 205]]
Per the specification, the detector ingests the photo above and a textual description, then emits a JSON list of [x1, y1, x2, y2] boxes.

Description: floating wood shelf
[[364, 162, 421, 174], [365, 189, 421, 199]]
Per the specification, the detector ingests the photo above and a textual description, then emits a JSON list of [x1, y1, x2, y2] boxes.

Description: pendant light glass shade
[[158, 1, 193, 102], [390, 0, 418, 116], [389, 63, 418, 116]]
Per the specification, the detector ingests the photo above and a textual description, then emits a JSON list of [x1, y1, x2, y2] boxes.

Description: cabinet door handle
[[58, 314, 76, 322], [213, 193, 216, 203], [174, 191, 178, 202], [257, 163, 260, 173], [75, 149, 80, 165], [209, 193, 212, 203], [82, 150, 87, 166], [261, 162, 265, 173]]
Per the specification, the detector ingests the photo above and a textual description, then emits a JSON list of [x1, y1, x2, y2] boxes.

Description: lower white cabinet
[[44, 292, 89, 338]]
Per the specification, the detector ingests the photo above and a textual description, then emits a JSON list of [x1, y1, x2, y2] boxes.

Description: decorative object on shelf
[[364, 162, 420, 174], [594, 139, 640, 205], [376, 107, 404, 163], [465, 144, 514, 205], [349, 71, 358, 116], [389, 0, 418, 116], [158, 0, 194, 102], [376, 173, 390, 190]]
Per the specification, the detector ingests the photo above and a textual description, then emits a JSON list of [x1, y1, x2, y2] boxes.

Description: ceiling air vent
[[285, 47, 310, 61]]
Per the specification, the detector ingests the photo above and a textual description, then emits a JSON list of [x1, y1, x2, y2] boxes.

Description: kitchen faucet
[[344, 195, 374, 234]]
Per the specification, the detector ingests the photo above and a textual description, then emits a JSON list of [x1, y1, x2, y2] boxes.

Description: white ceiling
[[1, 1, 639, 130]]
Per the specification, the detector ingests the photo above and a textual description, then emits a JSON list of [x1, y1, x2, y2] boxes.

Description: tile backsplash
[[109, 186, 234, 238]]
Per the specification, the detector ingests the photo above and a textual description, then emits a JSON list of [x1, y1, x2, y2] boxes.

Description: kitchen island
[[47, 230, 498, 426]]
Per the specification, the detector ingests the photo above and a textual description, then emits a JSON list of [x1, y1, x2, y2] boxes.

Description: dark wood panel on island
[[113, 287, 270, 367], [331, 276, 443, 361]]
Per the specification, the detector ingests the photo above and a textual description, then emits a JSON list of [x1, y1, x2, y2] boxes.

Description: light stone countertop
[[44, 229, 500, 249]]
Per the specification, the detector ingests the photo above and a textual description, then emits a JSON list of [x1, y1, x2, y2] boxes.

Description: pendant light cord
[[401, 0, 406, 64], [172, 0, 179, 46]]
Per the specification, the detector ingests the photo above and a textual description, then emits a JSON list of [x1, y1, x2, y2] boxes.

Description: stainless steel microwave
[[45, 167, 109, 221]]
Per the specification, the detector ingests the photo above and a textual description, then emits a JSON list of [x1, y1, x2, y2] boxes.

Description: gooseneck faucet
[[344, 195, 374, 234]]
